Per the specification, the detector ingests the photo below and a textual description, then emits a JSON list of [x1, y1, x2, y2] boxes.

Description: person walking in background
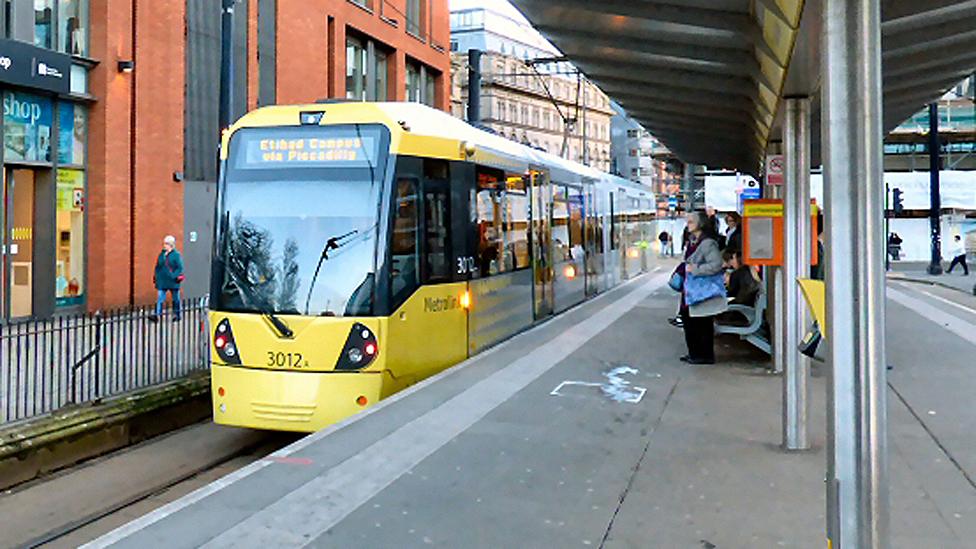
[[151, 235, 185, 322], [887, 232, 903, 262], [658, 231, 671, 258], [946, 235, 969, 276], [679, 211, 725, 364]]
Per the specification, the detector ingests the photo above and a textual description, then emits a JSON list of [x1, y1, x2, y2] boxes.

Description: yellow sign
[[57, 169, 85, 212], [743, 202, 784, 217]]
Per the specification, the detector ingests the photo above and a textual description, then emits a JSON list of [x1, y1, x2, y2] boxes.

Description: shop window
[[57, 102, 85, 166], [3, 91, 53, 163], [34, 0, 53, 48], [58, 0, 87, 56], [55, 168, 84, 307], [390, 178, 419, 308]]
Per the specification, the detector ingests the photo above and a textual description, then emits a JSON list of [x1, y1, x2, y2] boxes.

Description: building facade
[[0, 0, 449, 320], [610, 103, 683, 214], [452, 50, 613, 171], [449, 0, 612, 172]]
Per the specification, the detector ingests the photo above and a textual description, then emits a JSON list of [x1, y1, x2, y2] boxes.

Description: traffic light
[[892, 187, 904, 214]]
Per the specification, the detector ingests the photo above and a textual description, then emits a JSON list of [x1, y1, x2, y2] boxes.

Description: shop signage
[[0, 38, 71, 95]]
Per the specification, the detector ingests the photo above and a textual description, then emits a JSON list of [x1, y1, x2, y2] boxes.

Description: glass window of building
[[374, 49, 388, 101], [406, 0, 422, 37], [348, 0, 373, 10], [55, 168, 85, 306], [346, 36, 365, 101], [405, 60, 435, 107], [57, 102, 85, 165], [34, 0, 53, 48], [58, 0, 87, 55], [346, 36, 387, 101], [3, 91, 53, 163]]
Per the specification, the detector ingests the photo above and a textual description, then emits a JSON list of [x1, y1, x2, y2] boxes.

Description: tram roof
[[509, 0, 976, 173], [224, 101, 652, 196]]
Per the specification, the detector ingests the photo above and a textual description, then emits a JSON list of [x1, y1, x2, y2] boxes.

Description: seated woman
[[718, 249, 760, 326]]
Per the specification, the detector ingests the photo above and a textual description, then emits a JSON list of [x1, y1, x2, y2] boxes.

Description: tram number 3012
[[456, 256, 477, 275], [267, 351, 306, 369]]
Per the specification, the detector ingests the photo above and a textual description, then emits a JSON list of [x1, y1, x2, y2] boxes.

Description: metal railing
[[1, 297, 210, 426]]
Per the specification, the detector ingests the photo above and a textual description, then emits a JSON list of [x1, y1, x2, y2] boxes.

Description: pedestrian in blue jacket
[[150, 235, 184, 322]]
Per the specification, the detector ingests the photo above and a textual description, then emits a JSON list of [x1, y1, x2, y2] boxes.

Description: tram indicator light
[[364, 343, 376, 356], [460, 291, 472, 309]]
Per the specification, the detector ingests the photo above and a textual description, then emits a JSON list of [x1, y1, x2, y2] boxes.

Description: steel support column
[[822, 0, 889, 547], [782, 97, 811, 451]]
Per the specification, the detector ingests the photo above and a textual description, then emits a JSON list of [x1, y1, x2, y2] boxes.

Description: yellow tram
[[210, 102, 656, 432]]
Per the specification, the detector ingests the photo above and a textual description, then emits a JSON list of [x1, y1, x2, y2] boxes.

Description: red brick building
[[0, 0, 450, 320]]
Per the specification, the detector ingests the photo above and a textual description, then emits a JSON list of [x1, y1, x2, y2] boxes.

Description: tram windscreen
[[212, 124, 388, 317]]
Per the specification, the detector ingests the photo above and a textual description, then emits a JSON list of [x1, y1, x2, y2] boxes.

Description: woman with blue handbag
[[679, 211, 727, 364]]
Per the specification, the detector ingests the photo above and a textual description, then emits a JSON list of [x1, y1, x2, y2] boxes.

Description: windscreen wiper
[[303, 229, 358, 315], [221, 248, 295, 338]]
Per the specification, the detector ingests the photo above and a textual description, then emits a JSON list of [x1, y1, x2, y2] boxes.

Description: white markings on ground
[[888, 286, 976, 347], [550, 365, 649, 404], [898, 283, 976, 318], [86, 272, 668, 548]]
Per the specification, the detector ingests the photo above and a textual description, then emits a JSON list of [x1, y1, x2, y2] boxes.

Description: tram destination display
[[235, 126, 382, 169]]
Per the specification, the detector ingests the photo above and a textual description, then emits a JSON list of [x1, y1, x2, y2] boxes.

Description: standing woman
[[680, 212, 725, 364]]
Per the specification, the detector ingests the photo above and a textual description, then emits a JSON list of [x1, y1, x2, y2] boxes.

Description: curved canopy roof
[[510, 0, 976, 173]]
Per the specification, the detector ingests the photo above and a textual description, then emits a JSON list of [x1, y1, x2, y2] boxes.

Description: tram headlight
[[348, 348, 363, 363], [335, 322, 379, 371], [214, 319, 242, 365]]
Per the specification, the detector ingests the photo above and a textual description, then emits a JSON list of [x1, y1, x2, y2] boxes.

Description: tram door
[[529, 168, 553, 319], [583, 181, 599, 297]]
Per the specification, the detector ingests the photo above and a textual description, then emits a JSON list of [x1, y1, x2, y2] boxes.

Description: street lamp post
[[927, 102, 943, 275], [218, 0, 236, 134]]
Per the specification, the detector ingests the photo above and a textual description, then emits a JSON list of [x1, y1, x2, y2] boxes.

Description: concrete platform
[[82, 273, 976, 548]]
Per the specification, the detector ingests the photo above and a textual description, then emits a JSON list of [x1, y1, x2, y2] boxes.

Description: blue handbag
[[668, 271, 684, 292], [684, 272, 727, 305]]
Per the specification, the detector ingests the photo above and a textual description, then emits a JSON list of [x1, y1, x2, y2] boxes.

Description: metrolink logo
[[0, 56, 11, 70], [424, 295, 460, 313]]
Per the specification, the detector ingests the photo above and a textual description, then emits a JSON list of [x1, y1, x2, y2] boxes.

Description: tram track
[[0, 422, 300, 549]]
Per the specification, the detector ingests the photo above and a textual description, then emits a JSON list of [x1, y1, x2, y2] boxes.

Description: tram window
[[475, 169, 529, 276], [503, 175, 529, 270], [475, 170, 504, 276], [552, 186, 571, 262], [610, 193, 620, 251], [391, 178, 420, 307], [567, 187, 584, 259], [424, 187, 451, 282]]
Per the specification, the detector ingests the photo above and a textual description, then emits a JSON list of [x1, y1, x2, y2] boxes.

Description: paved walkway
[[80, 273, 976, 548], [888, 260, 975, 294]]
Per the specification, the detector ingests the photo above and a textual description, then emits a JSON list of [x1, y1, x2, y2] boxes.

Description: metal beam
[[519, 0, 752, 34], [883, 26, 976, 59], [581, 63, 755, 97], [535, 25, 753, 63], [882, 0, 976, 33]]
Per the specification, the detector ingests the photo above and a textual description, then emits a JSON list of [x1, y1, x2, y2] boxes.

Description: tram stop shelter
[[508, 1, 976, 547]]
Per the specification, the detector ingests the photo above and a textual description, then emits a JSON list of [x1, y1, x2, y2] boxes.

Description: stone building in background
[[449, 0, 612, 172]]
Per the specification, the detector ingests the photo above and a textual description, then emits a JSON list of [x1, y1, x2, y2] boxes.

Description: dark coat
[[154, 249, 184, 290]]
